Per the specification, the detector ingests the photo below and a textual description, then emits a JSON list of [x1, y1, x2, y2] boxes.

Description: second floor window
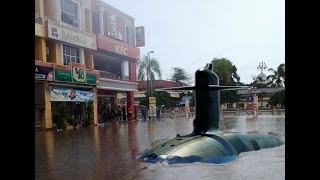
[[61, 0, 79, 28], [63, 44, 80, 65]]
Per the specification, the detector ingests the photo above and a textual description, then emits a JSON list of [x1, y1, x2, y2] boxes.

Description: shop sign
[[50, 87, 94, 102], [35, 65, 54, 81], [149, 97, 156, 117], [47, 20, 97, 50], [54, 67, 97, 85]]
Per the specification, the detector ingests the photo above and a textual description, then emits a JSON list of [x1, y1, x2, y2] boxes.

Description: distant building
[[221, 87, 285, 110], [256, 72, 268, 84]]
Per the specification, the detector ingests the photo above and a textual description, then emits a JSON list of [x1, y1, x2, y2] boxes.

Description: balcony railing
[[35, 13, 43, 25], [99, 70, 120, 80]]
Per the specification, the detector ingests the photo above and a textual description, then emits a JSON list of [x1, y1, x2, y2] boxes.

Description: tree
[[139, 90, 172, 109], [211, 58, 241, 104], [268, 90, 285, 108], [153, 91, 172, 108], [137, 55, 162, 81], [232, 65, 241, 85], [170, 67, 192, 85], [267, 63, 285, 87]]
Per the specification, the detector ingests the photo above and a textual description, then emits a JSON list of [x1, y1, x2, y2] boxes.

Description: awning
[[169, 92, 180, 98], [134, 91, 146, 98]]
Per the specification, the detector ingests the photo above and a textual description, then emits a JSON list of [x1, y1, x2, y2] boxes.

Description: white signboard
[[47, 20, 97, 50]]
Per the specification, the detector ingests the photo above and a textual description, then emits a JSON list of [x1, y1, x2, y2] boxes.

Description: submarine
[[136, 63, 284, 164]]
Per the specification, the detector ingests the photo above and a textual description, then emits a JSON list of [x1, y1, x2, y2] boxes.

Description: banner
[[50, 87, 94, 102], [135, 26, 145, 47]]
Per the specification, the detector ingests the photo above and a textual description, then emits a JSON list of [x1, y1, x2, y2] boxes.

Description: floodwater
[[35, 115, 285, 180]]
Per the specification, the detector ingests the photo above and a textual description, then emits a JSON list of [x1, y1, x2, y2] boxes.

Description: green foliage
[[211, 58, 241, 104], [153, 91, 172, 108], [139, 97, 148, 106], [220, 90, 241, 104], [84, 102, 94, 126], [137, 55, 162, 80], [56, 102, 72, 129], [268, 90, 285, 108], [170, 67, 192, 85], [267, 63, 285, 87]]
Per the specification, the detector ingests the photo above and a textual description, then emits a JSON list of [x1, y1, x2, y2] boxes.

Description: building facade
[[35, 0, 141, 129], [220, 87, 285, 110], [91, 0, 140, 120]]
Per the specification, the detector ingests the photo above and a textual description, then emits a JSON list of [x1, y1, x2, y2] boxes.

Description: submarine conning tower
[[193, 63, 220, 134]]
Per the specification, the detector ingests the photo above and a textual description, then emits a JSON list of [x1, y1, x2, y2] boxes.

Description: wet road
[[35, 115, 285, 180]]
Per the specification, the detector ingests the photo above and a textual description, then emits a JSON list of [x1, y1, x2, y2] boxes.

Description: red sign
[[97, 34, 140, 60]]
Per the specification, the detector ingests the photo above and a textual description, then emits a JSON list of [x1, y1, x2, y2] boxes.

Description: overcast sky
[[104, 0, 285, 84]]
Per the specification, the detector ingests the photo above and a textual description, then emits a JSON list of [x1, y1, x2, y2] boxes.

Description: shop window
[[62, 44, 80, 65], [60, 0, 80, 28], [123, 60, 129, 76], [125, 26, 129, 44]]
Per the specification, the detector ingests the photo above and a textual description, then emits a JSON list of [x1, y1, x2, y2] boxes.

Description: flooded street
[[35, 115, 285, 180]]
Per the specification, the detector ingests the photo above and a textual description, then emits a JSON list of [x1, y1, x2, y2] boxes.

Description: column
[[126, 92, 135, 120], [44, 82, 53, 129], [79, 0, 85, 31], [93, 88, 98, 125], [40, 0, 44, 17], [53, 42, 61, 64], [35, 37, 47, 62], [99, 8, 104, 34]]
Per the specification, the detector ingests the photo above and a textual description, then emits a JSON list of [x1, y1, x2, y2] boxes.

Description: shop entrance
[[51, 101, 87, 127], [98, 97, 115, 122]]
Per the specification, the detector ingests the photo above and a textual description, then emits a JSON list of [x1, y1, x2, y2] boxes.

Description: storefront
[[95, 34, 139, 120], [50, 63, 99, 126], [35, 60, 99, 129], [49, 85, 95, 126]]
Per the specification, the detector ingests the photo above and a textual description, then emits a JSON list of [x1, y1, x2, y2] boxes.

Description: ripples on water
[[35, 115, 285, 180]]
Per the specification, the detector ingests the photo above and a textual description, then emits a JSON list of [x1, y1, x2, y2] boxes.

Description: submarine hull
[[137, 132, 284, 164]]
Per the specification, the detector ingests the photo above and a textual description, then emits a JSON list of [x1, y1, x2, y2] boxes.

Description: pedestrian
[[156, 106, 161, 120], [134, 105, 137, 120], [141, 105, 146, 121], [127, 106, 132, 121], [122, 105, 127, 121]]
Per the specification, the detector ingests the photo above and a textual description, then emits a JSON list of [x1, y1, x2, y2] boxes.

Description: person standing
[[122, 105, 127, 121], [134, 105, 137, 120]]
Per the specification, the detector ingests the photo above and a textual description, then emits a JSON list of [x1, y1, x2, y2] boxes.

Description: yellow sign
[[149, 97, 156, 104], [149, 97, 156, 116]]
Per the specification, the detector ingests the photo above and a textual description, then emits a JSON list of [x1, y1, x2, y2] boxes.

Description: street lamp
[[146, 51, 154, 97], [257, 61, 267, 110]]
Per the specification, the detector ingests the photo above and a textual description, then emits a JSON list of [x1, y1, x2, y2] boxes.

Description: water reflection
[[35, 115, 285, 180]]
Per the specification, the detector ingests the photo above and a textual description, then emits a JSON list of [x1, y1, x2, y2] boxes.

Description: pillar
[[35, 37, 47, 62], [44, 82, 53, 129], [84, 50, 94, 69], [93, 88, 98, 125], [99, 8, 104, 34], [53, 42, 61, 64], [127, 91, 135, 120]]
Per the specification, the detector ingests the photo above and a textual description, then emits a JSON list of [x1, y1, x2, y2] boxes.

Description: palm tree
[[137, 55, 162, 81], [267, 63, 285, 87], [138, 55, 162, 97]]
